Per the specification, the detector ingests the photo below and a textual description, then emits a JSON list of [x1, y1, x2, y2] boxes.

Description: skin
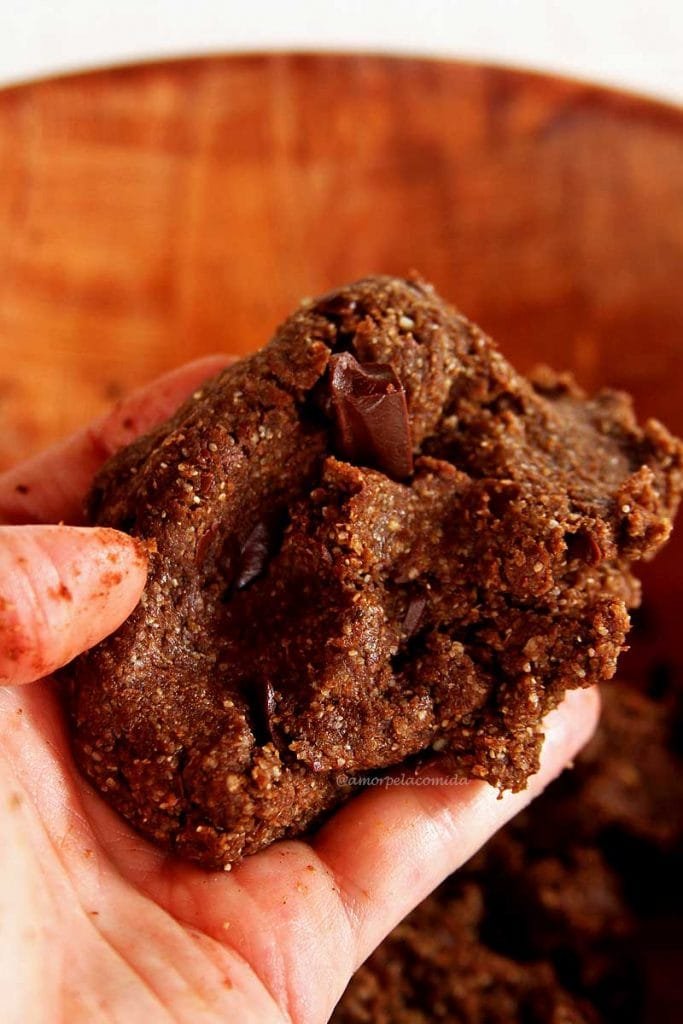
[[0, 357, 600, 1024]]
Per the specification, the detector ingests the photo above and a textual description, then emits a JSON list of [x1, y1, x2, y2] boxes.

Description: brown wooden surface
[[0, 54, 681, 671]]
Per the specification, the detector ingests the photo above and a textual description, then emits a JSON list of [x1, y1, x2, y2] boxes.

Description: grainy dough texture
[[63, 276, 683, 869]]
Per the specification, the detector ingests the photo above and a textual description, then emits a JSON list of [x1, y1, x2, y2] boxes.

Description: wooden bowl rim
[[0, 50, 680, 128]]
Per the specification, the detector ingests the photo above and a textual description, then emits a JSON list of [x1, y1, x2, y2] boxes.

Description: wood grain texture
[[0, 54, 681, 669]]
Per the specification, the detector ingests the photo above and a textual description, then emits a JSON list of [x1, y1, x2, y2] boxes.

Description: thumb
[[0, 526, 147, 686]]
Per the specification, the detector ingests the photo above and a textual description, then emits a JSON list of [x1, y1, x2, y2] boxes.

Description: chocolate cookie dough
[[63, 276, 683, 868], [331, 878, 602, 1024]]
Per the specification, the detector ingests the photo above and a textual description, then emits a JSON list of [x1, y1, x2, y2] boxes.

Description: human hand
[[0, 358, 600, 1024]]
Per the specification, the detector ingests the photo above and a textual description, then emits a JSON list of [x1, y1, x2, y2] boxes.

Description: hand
[[0, 358, 600, 1024]]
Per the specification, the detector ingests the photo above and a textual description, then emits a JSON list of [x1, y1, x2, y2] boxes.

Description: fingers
[[0, 525, 148, 685], [0, 355, 232, 526], [228, 688, 600, 1023], [310, 686, 601, 966]]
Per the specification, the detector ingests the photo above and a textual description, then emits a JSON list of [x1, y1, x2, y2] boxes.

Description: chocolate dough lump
[[64, 276, 682, 868]]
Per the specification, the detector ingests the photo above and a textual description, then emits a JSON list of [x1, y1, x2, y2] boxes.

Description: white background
[[1, 0, 681, 104]]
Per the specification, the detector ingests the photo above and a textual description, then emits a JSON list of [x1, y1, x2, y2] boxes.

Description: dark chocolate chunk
[[314, 292, 358, 320], [328, 352, 413, 480], [250, 678, 278, 745], [402, 596, 427, 638], [263, 678, 277, 721], [236, 521, 273, 589]]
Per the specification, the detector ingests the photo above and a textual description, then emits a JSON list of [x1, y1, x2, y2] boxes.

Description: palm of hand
[[1, 675, 353, 1023], [0, 358, 598, 1024]]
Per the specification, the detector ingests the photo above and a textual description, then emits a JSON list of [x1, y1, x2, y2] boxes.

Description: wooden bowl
[[0, 54, 681, 678]]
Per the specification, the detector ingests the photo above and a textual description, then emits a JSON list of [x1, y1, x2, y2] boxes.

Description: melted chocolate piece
[[328, 352, 413, 480], [402, 596, 427, 638], [250, 678, 278, 745], [236, 521, 274, 589], [315, 292, 358, 320], [263, 679, 277, 720]]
